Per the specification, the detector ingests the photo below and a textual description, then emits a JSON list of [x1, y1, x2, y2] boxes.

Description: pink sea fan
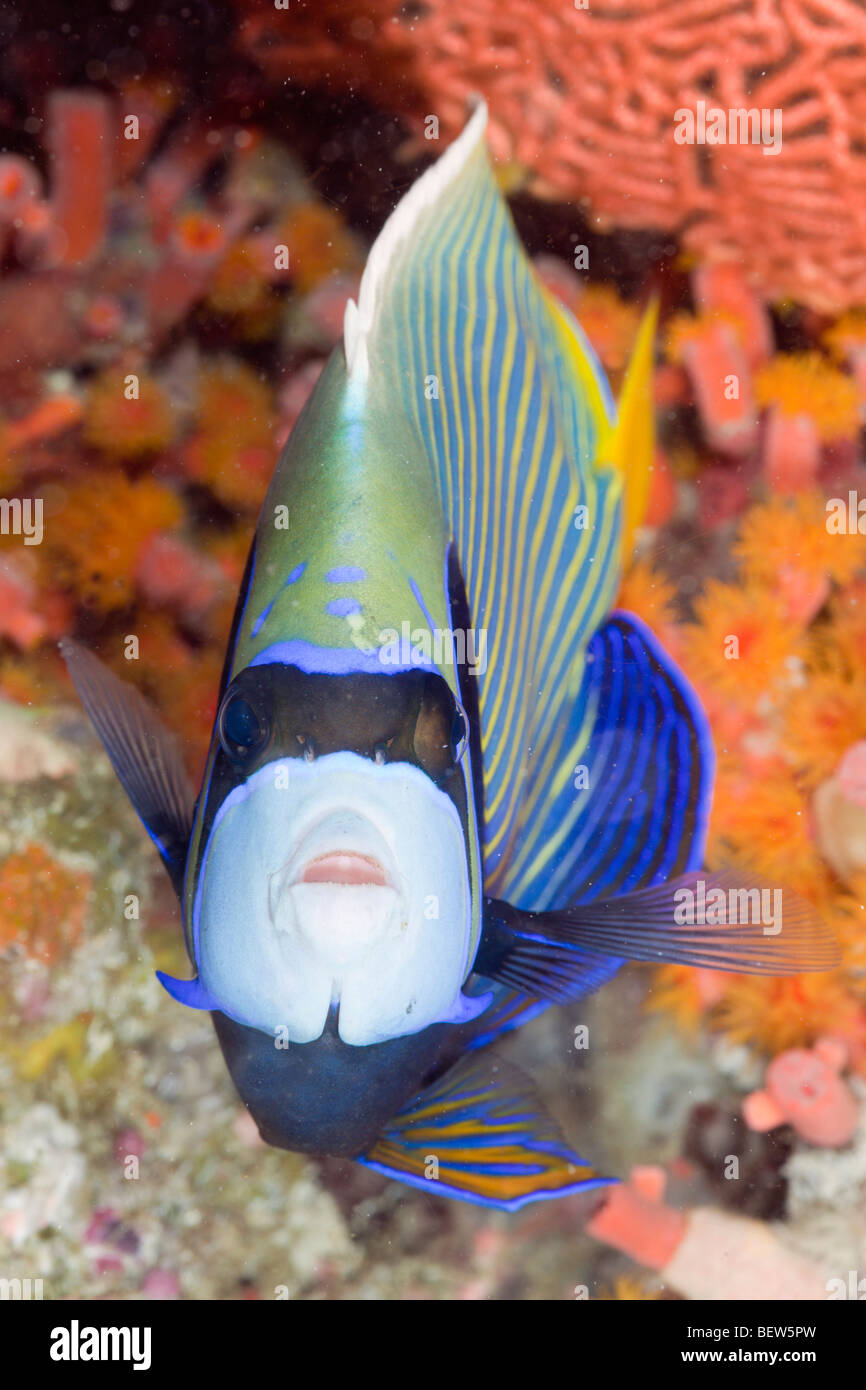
[[246, 0, 866, 313]]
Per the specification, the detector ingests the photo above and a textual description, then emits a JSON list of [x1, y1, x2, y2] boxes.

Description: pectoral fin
[[358, 1052, 612, 1211], [477, 871, 841, 1001], [60, 639, 194, 896]]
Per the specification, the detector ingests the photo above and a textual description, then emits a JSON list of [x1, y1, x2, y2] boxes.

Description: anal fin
[[358, 1052, 613, 1211]]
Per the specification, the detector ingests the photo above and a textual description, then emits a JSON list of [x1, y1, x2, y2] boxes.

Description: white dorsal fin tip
[[341, 101, 489, 377], [343, 297, 361, 371]]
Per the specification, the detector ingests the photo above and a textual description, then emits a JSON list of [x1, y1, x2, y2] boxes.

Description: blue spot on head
[[408, 575, 436, 631], [251, 563, 307, 638], [251, 600, 275, 638], [326, 566, 366, 582], [327, 597, 362, 618]]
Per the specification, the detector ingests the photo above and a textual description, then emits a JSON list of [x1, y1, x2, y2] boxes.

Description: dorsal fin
[[346, 103, 624, 889], [342, 102, 489, 387]]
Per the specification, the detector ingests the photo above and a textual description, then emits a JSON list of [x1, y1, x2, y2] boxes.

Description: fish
[[61, 103, 840, 1211]]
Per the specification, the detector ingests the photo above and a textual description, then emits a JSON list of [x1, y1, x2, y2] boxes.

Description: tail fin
[[599, 297, 658, 561]]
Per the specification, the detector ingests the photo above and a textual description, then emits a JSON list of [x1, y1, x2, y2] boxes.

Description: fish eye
[[451, 705, 469, 762], [219, 692, 267, 764], [413, 679, 469, 779]]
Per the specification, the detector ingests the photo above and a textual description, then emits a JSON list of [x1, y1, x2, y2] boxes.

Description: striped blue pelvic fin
[[347, 103, 623, 891], [498, 611, 715, 911], [59, 638, 194, 898], [358, 1052, 613, 1211], [156, 971, 220, 1010]]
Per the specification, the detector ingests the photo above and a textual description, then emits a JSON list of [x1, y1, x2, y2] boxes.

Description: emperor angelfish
[[63, 105, 839, 1210]]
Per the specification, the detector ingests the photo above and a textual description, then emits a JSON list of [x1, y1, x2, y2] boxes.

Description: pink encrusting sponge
[[586, 1167, 834, 1299], [585, 1166, 687, 1268], [743, 1036, 859, 1147]]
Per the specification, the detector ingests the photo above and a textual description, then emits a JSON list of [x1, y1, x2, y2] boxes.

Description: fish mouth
[[267, 810, 404, 939], [299, 852, 390, 887]]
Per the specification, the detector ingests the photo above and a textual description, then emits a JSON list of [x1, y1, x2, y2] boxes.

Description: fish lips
[[268, 811, 408, 968]]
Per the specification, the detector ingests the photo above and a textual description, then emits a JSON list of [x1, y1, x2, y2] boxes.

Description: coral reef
[[0, 82, 351, 771]]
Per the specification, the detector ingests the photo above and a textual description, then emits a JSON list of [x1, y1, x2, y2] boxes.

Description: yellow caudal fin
[[541, 287, 617, 439], [597, 297, 658, 561]]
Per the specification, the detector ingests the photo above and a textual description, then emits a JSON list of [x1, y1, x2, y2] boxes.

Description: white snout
[[194, 751, 483, 1044]]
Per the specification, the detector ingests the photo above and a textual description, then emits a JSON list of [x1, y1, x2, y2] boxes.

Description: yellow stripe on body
[[501, 490, 620, 892]]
